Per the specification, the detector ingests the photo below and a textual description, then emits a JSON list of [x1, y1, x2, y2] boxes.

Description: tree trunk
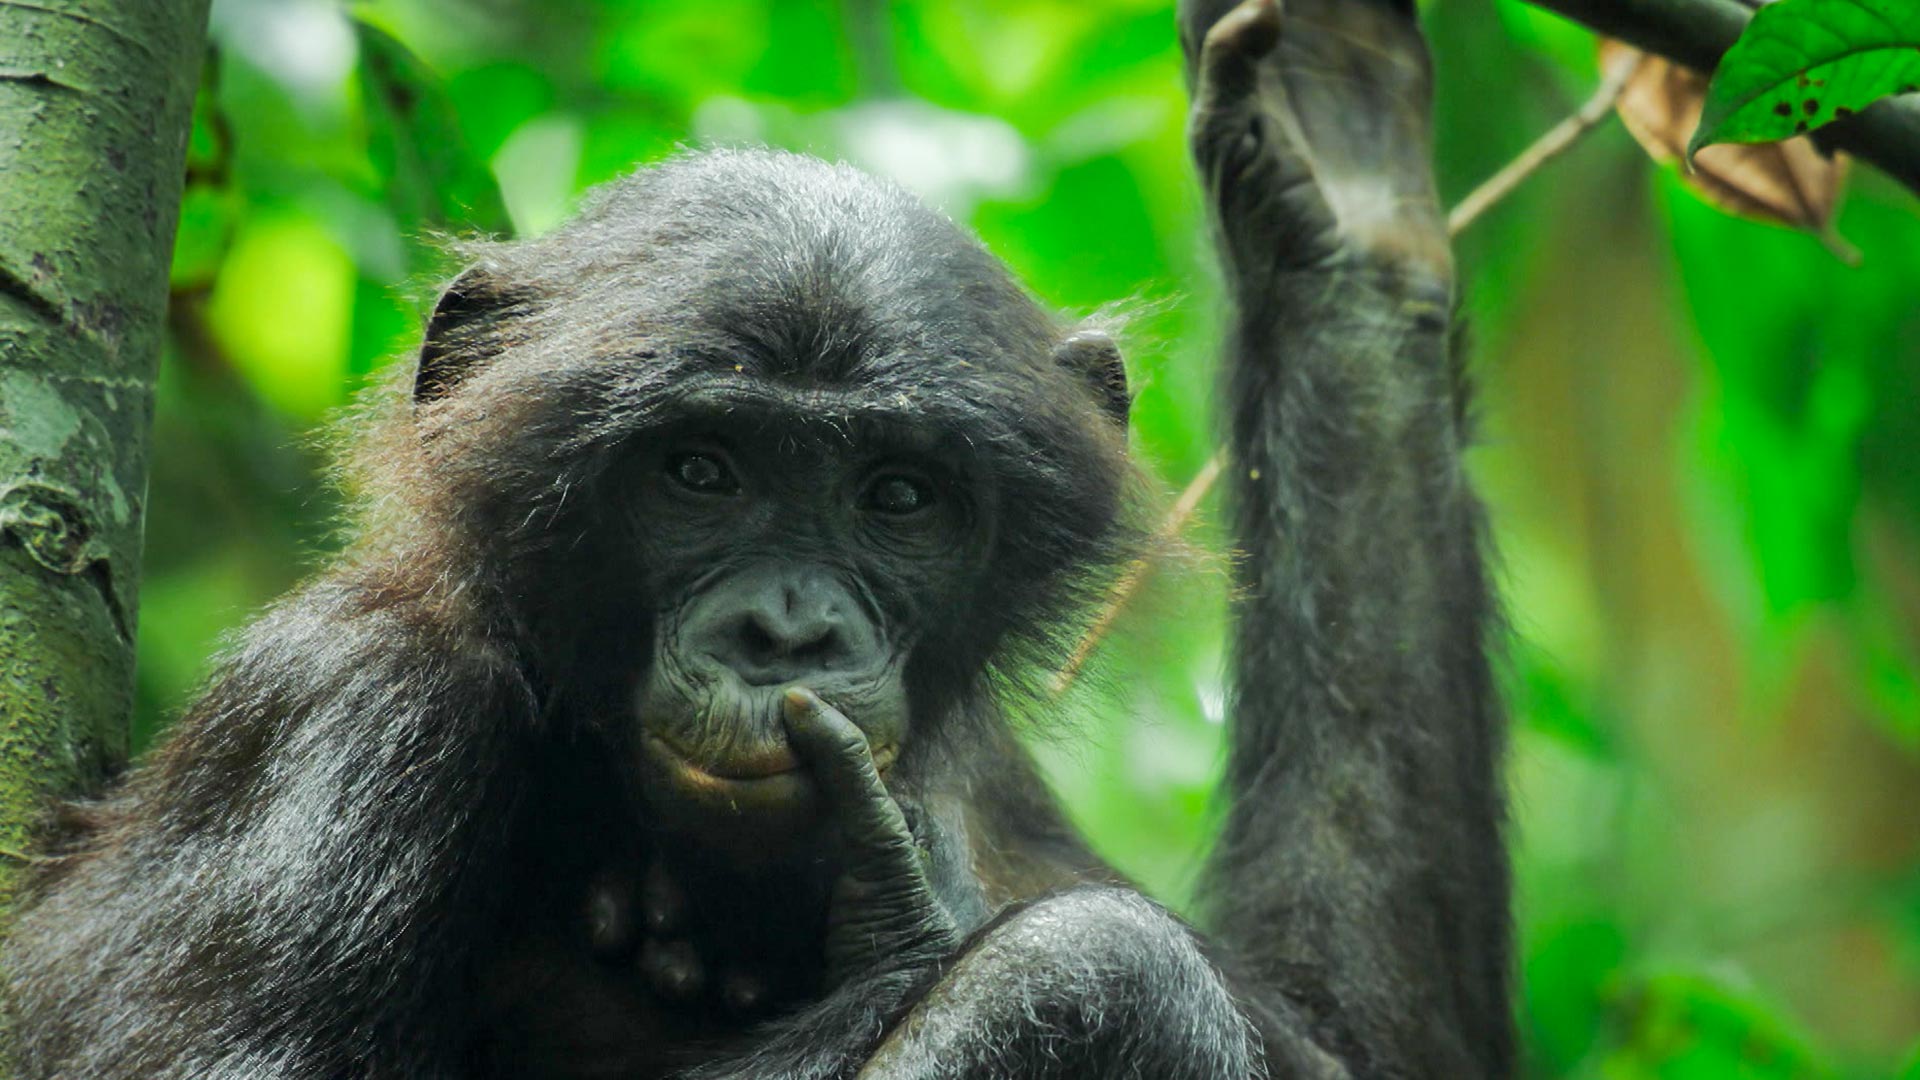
[[0, 0, 209, 922]]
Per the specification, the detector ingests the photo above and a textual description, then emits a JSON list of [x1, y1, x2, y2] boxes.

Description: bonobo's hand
[[783, 688, 960, 987], [1181, 0, 1450, 297]]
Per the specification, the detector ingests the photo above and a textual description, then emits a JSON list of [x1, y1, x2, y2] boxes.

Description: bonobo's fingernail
[[1228, 0, 1282, 45], [783, 686, 820, 716]]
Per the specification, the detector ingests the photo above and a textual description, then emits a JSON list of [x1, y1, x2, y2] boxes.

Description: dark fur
[[6, 22, 1511, 1072]]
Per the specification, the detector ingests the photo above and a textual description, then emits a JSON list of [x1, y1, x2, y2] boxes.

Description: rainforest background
[[138, 1, 1920, 1075]]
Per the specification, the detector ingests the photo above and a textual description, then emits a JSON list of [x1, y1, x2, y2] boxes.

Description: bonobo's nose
[[687, 565, 879, 686]]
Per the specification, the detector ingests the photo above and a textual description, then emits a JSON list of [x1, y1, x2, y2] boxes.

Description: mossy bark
[[0, 0, 209, 922]]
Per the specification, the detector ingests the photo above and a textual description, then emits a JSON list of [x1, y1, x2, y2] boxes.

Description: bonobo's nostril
[[683, 566, 879, 686], [745, 612, 836, 657], [713, 605, 851, 685], [740, 617, 780, 661]]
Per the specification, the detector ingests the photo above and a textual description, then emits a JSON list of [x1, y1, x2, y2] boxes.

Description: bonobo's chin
[[634, 682, 903, 865]]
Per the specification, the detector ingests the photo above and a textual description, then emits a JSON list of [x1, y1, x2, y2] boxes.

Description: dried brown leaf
[[1600, 40, 1855, 260]]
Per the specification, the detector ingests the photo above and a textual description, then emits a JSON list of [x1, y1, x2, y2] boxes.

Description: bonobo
[[4, 0, 1512, 1077]]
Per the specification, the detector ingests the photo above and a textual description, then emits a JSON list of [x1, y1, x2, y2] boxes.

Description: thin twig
[[1049, 58, 1642, 697], [1048, 453, 1223, 696], [1448, 49, 1643, 236]]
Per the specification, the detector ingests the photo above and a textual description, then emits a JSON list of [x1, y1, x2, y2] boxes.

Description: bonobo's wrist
[[1245, 256, 1454, 348], [822, 874, 962, 987], [841, 926, 958, 987]]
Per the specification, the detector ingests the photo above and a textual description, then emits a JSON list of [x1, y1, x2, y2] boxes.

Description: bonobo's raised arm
[[709, 3, 1513, 1078], [1185, 0, 1512, 1075]]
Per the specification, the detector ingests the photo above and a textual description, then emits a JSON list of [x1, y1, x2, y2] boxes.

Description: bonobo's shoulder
[[228, 567, 518, 684]]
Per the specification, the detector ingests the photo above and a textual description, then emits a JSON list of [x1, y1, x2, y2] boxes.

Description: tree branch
[[1523, 0, 1920, 194], [1448, 48, 1642, 236], [1048, 453, 1223, 696]]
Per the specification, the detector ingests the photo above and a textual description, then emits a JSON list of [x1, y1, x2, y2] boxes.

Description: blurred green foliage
[[148, 0, 1920, 1074]]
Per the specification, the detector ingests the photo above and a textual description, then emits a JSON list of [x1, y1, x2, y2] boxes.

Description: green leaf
[[352, 18, 510, 236], [1690, 0, 1920, 155]]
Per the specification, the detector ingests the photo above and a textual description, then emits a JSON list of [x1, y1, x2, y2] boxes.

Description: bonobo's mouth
[[633, 675, 908, 858], [649, 732, 804, 781], [644, 731, 899, 786], [638, 727, 899, 846]]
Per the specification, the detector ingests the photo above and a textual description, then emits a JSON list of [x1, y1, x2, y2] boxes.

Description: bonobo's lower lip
[[644, 733, 898, 788], [638, 729, 901, 860], [656, 735, 800, 780]]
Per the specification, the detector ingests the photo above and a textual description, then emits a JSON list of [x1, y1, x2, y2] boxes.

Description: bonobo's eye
[[668, 452, 739, 495], [864, 473, 934, 516]]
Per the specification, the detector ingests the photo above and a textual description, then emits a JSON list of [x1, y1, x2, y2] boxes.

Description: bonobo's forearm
[[1215, 270, 1507, 1075], [1185, 0, 1511, 1076], [1218, 277, 1499, 945], [691, 893, 1261, 1080], [1218, 233, 1509, 1080], [853, 888, 1259, 1080]]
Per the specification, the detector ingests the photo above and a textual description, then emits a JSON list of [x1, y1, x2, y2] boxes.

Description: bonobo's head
[[391, 150, 1138, 853]]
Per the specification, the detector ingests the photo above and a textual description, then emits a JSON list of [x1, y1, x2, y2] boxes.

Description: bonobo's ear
[[414, 264, 505, 405], [1053, 330, 1131, 428]]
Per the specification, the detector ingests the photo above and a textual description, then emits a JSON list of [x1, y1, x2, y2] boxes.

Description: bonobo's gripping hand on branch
[[1186, 0, 1452, 292], [1185, 0, 1513, 1076]]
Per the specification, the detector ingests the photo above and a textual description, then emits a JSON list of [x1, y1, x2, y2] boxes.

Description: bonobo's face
[[408, 151, 1135, 855], [624, 399, 993, 849]]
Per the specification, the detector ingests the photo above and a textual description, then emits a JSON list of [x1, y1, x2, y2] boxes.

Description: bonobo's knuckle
[[843, 839, 890, 876], [852, 833, 920, 872], [641, 938, 707, 1002], [826, 728, 871, 762], [797, 715, 867, 763], [852, 794, 905, 829], [1197, 0, 1282, 92], [1189, 103, 1256, 168]]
